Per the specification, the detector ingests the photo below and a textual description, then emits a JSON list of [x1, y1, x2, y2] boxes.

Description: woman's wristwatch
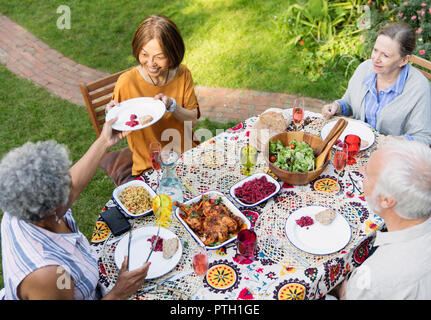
[[167, 98, 177, 113]]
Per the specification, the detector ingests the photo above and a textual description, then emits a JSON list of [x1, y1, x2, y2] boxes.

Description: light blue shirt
[[337, 64, 413, 140], [1, 210, 100, 300]]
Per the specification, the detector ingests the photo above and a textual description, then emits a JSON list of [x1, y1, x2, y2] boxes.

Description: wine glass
[[292, 98, 305, 129], [149, 142, 162, 188], [344, 135, 361, 165], [332, 142, 348, 189], [152, 194, 173, 228], [192, 244, 208, 277], [236, 229, 257, 263], [240, 145, 258, 176]]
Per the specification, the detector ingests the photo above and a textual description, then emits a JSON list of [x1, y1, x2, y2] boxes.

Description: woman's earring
[[54, 214, 61, 224]]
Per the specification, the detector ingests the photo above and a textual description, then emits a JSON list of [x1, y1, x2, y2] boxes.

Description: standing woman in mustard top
[[101, 15, 201, 185]]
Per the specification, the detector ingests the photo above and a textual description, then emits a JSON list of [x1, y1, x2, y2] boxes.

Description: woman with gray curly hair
[[0, 119, 150, 300]]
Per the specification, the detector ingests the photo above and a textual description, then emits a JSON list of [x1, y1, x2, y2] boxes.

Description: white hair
[[372, 137, 431, 220], [0, 140, 72, 222]]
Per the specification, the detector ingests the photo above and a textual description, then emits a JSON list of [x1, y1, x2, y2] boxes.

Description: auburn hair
[[132, 15, 185, 68]]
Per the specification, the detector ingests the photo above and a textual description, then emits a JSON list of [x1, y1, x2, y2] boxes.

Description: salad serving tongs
[[315, 118, 348, 169]]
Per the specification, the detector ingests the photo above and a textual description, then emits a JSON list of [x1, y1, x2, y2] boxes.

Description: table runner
[[91, 110, 386, 300]]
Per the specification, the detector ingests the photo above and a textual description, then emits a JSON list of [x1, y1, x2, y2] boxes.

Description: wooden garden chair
[[409, 55, 431, 81], [79, 68, 131, 137]]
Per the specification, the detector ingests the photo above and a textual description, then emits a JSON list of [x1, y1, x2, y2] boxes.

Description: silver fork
[[144, 225, 160, 264], [271, 236, 310, 268]]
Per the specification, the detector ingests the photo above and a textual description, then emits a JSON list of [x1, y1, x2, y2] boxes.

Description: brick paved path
[[0, 13, 327, 123]]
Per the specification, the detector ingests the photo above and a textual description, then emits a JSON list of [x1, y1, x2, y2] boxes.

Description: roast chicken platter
[[174, 191, 250, 248]]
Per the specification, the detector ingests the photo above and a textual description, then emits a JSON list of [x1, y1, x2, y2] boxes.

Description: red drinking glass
[[236, 229, 257, 262], [344, 135, 361, 165]]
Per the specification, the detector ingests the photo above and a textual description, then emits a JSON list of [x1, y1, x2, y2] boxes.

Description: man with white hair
[[338, 137, 431, 299]]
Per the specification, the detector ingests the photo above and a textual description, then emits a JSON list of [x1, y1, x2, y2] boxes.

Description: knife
[[142, 270, 193, 293], [284, 244, 311, 268], [145, 225, 160, 264], [126, 228, 132, 269], [106, 233, 128, 245]]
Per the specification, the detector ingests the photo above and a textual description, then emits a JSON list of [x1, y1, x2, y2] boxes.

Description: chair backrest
[[79, 68, 131, 137], [409, 55, 431, 81]]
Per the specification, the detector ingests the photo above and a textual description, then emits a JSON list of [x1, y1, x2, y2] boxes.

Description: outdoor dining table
[[90, 109, 386, 300]]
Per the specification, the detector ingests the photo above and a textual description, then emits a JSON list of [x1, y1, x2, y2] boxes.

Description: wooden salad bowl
[[263, 131, 330, 185]]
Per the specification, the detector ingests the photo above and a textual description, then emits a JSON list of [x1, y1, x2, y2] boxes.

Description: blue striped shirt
[[337, 64, 413, 140], [1, 210, 99, 300]]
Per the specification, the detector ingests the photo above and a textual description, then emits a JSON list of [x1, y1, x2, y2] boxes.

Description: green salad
[[269, 139, 315, 172]]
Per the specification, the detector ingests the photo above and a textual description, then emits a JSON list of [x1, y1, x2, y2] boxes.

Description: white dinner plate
[[114, 226, 182, 279], [112, 180, 156, 218], [106, 97, 166, 131], [285, 206, 351, 255], [320, 118, 375, 151]]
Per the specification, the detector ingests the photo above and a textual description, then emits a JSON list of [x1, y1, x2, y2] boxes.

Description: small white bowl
[[112, 180, 157, 218], [175, 190, 251, 250], [229, 172, 281, 207]]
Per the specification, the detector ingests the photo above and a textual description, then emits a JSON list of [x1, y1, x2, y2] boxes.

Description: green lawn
[[0, 0, 347, 100]]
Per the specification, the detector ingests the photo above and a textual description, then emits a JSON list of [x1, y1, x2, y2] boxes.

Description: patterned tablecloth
[[90, 109, 386, 300]]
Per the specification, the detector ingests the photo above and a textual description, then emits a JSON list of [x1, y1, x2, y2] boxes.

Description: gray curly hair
[[0, 140, 72, 222]]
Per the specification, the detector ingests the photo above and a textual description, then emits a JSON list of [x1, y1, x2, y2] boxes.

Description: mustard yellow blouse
[[113, 64, 200, 175]]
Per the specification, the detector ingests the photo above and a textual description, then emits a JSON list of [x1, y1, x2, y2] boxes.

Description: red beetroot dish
[[125, 114, 139, 127], [147, 235, 164, 252], [234, 176, 277, 205], [295, 216, 314, 228]]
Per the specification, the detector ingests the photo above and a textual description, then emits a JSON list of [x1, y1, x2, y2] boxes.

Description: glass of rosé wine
[[332, 142, 348, 188], [149, 142, 162, 188], [292, 98, 305, 129], [192, 244, 208, 277]]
